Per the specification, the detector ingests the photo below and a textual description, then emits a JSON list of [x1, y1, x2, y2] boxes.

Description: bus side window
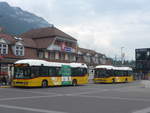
[[48, 67, 53, 76], [31, 67, 39, 77], [48, 67, 60, 77], [39, 67, 49, 76], [79, 68, 87, 76], [56, 67, 61, 76], [83, 68, 87, 75]]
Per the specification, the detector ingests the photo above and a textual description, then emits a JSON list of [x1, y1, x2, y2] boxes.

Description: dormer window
[[14, 42, 24, 56], [0, 38, 8, 55], [15, 45, 24, 56]]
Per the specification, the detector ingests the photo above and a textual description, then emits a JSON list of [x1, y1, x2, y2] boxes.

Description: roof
[[70, 63, 87, 68], [33, 38, 54, 48], [95, 65, 132, 71], [78, 47, 103, 56], [15, 59, 65, 67], [21, 27, 77, 41], [95, 65, 114, 70], [0, 33, 36, 48], [0, 33, 15, 44], [113, 67, 132, 71], [15, 59, 87, 68]]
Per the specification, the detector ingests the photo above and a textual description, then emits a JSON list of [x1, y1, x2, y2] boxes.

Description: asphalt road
[[0, 81, 150, 113]]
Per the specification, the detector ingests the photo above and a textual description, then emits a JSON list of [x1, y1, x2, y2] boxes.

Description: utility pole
[[121, 47, 124, 65]]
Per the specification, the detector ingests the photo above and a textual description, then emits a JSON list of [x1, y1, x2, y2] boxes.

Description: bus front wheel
[[42, 80, 48, 88], [72, 79, 77, 86]]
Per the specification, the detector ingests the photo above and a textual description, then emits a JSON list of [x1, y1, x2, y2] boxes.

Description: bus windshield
[[14, 66, 31, 79]]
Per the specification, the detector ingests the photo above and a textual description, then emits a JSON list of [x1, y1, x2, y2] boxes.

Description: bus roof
[[114, 67, 132, 71], [15, 59, 87, 68], [70, 63, 87, 68], [95, 65, 114, 70], [15, 59, 63, 67], [95, 65, 132, 71]]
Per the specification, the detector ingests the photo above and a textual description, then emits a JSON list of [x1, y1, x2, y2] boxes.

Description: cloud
[[0, 0, 150, 60]]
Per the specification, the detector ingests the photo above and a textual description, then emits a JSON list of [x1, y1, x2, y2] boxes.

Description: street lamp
[[121, 47, 124, 65]]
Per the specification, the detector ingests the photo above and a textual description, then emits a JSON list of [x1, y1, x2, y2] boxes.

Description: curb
[[0, 86, 11, 88]]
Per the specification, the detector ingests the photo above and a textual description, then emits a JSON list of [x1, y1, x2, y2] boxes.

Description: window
[[71, 68, 87, 76], [14, 67, 31, 79], [114, 70, 124, 76], [39, 67, 49, 76], [31, 67, 39, 77], [48, 67, 61, 76], [0, 43, 8, 54], [50, 52, 55, 60], [94, 69, 113, 78], [15, 45, 24, 56], [38, 51, 44, 58], [60, 53, 65, 60]]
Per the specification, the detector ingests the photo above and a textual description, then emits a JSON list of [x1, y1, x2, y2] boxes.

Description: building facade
[[20, 27, 78, 63], [135, 48, 150, 79], [0, 26, 112, 77]]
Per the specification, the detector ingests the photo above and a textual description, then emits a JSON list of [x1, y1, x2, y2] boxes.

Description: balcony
[[48, 45, 76, 53]]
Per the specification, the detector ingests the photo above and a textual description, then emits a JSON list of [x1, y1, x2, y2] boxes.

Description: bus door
[[60, 65, 72, 85]]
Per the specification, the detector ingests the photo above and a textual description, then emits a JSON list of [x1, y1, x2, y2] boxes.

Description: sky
[[0, 0, 150, 60]]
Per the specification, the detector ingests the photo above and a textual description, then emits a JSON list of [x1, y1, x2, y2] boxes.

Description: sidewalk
[[0, 85, 11, 88]]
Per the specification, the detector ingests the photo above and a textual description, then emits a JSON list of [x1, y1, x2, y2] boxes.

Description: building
[[0, 26, 112, 78], [77, 47, 111, 66], [135, 48, 150, 79], [21, 27, 78, 63]]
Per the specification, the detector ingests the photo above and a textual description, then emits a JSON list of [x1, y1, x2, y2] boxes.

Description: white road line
[[75, 95, 150, 102], [65, 89, 109, 96], [0, 104, 67, 113], [1, 88, 60, 95], [133, 107, 150, 113], [15, 90, 60, 95], [0, 94, 63, 101]]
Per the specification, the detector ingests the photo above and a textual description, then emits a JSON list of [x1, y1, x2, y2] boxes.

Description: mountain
[[0, 2, 52, 35]]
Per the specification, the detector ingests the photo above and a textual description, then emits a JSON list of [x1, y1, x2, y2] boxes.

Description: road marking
[[15, 90, 60, 95], [0, 104, 67, 113], [0, 94, 63, 101], [133, 107, 150, 113], [75, 95, 150, 102], [1, 88, 60, 95]]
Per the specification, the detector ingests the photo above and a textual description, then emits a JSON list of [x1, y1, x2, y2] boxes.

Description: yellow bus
[[93, 65, 133, 83], [12, 59, 88, 87]]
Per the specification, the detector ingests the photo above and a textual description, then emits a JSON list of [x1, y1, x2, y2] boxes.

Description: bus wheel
[[42, 80, 48, 88], [125, 78, 128, 83], [72, 79, 77, 86], [112, 78, 115, 83]]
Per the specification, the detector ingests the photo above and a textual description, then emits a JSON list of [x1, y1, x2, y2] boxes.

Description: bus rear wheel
[[125, 78, 128, 83], [72, 79, 77, 86], [112, 78, 115, 83], [42, 80, 48, 88]]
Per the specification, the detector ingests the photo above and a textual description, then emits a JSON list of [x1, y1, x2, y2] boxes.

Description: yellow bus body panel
[[72, 74, 89, 85], [94, 76, 134, 83], [12, 74, 89, 87], [12, 77, 62, 87]]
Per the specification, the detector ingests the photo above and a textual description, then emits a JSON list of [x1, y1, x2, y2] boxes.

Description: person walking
[[2, 76, 7, 85]]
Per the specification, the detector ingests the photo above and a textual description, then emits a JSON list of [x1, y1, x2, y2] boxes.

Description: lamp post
[[121, 47, 124, 65]]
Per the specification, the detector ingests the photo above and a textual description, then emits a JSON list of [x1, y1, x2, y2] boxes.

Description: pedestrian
[[2, 76, 7, 85], [0, 77, 2, 86]]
